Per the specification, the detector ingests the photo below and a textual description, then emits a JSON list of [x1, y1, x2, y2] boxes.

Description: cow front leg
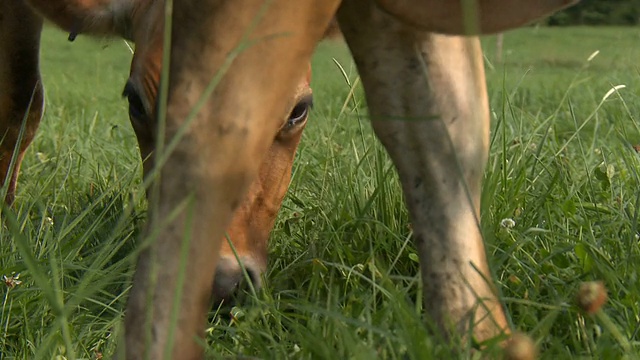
[[0, 0, 44, 204], [122, 1, 339, 359], [338, 0, 508, 345]]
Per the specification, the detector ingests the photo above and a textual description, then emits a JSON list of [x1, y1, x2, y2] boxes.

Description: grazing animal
[[0, 0, 311, 305], [1, 0, 579, 359]]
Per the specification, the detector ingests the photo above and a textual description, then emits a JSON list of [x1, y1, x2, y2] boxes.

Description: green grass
[[2, 25, 640, 359]]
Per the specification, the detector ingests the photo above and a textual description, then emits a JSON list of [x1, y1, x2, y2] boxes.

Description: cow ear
[[24, 0, 139, 40], [375, 0, 579, 35]]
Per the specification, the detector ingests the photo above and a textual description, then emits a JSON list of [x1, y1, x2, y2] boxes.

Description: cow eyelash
[[286, 95, 313, 128], [122, 81, 146, 119]]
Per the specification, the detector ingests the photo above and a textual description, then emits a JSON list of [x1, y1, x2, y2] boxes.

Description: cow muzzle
[[212, 256, 265, 305]]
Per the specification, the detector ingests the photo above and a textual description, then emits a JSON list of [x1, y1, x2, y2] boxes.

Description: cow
[[2, 0, 579, 359], [1, 0, 311, 306], [141, 1, 577, 358]]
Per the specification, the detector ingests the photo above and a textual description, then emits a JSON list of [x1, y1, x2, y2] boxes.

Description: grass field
[[2, 25, 640, 359]]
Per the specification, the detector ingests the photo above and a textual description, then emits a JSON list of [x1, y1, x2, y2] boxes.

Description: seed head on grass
[[2, 273, 22, 289], [576, 281, 607, 314], [503, 332, 537, 360]]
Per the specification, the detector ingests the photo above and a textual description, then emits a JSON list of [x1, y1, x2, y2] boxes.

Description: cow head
[[25, 0, 313, 303]]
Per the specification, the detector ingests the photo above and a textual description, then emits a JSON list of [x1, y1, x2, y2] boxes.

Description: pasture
[[1, 25, 640, 358]]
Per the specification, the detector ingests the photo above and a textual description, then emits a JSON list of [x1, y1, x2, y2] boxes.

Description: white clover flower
[[500, 218, 516, 229], [36, 152, 48, 163]]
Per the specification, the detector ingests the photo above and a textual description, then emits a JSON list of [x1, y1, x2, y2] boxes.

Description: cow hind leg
[[337, 0, 508, 347], [0, 1, 44, 204]]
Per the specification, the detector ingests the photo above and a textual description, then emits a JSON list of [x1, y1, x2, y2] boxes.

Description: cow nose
[[212, 257, 263, 304]]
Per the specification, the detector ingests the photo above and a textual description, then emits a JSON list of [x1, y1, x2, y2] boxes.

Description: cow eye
[[284, 95, 313, 130], [122, 81, 146, 119]]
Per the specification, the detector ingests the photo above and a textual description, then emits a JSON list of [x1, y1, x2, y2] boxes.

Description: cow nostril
[[211, 258, 263, 306], [244, 266, 262, 292]]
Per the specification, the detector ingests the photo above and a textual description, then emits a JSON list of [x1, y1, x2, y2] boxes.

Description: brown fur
[[0, 1, 44, 205], [323, 18, 342, 40], [376, 0, 578, 34]]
